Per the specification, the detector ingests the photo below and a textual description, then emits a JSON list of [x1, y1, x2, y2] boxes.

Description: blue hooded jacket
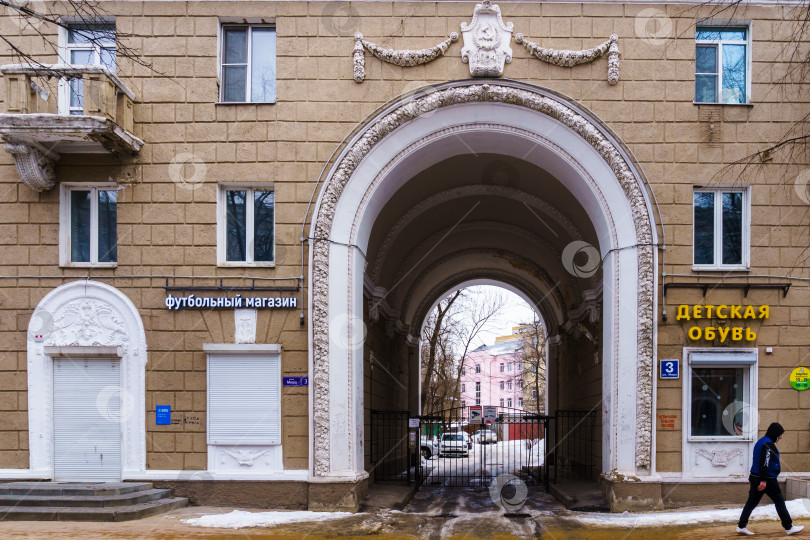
[[750, 423, 785, 481]]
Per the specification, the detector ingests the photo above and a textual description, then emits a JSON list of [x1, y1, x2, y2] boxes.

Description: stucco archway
[[26, 280, 147, 478], [308, 81, 658, 482]]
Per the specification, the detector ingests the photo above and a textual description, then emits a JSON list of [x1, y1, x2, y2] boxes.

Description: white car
[[473, 429, 498, 444], [439, 432, 470, 457]]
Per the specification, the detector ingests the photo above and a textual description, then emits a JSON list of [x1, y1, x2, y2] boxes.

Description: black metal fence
[[370, 410, 412, 482], [552, 409, 599, 482], [418, 406, 550, 490]]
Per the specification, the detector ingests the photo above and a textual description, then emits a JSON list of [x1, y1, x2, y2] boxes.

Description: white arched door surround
[[309, 81, 658, 482], [26, 280, 147, 478]]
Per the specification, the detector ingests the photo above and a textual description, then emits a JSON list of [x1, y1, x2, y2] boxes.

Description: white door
[[53, 358, 122, 481]]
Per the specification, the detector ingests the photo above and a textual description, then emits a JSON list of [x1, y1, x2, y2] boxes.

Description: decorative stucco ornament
[[514, 33, 621, 85], [3, 139, 59, 191], [353, 32, 458, 83], [460, 0, 513, 77], [696, 447, 744, 467]]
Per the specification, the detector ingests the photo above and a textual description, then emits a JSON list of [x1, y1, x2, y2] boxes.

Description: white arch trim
[[26, 280, 147, 478], [309, 82, 658, 481]]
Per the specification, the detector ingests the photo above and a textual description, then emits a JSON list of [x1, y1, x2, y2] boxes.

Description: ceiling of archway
[[364, 153, 601, 330]]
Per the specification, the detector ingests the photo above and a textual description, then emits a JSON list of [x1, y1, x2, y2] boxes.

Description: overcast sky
[[468, 285, 539, 346]]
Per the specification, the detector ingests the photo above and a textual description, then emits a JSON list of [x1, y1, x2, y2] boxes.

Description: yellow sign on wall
[[790, 367, 810, 391]]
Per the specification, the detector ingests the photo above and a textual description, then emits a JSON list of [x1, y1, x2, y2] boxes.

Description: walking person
[[737, 422, 804, 536]]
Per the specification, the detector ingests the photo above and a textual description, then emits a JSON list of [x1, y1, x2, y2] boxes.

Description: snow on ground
[[569, 499, 810, 528], [182, 509, 357, 529]]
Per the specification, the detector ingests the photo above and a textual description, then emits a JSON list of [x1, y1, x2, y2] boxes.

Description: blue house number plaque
[[156, 405, 171, 425], [283, 376, 309, 387], [660, 359, 679, 379]]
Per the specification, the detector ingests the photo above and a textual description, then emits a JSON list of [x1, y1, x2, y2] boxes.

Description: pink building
[[459, 336, 525, 410]]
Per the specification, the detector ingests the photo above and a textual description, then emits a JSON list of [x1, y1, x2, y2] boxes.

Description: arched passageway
[[308, 81, 658, 506]]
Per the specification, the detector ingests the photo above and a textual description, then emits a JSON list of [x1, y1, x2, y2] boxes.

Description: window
[[461, 383, 466, 393], [60, 22, 116, 115], [499, 398, 504, 407], [218, 186, 275, 265], [532, 388, 537, 400], [207, 352, 281, 444], [507, 381, 512, 390], [686, 349, 756, 440], [518, 379, 523, 389], [475, 382, 481, 406], [507, 398, 512, 407], [693, 188, 749, 269], [219, 25, 276, 103], [507, 363, 512, 372], [60, 184, 117, 266], [519, 398, 523, 408], [695, 26, 749, 104], [517, 362, 523, 371], [475, 364, 481, 374], [499, 381, 504, 390], [461, 367, 466, 376], [499, 363, 504, 372]]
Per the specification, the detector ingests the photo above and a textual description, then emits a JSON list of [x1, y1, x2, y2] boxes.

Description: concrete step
[[0, 497, 188, 522], [0, 488, 173, 508], [0, 482, 153, 497]]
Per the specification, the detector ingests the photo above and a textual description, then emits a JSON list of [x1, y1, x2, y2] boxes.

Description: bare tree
[[518, 315, 547, 414], [420, 290, 460, 416]]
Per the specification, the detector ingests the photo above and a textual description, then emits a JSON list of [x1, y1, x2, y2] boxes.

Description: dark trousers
[[738, 475, 792, 530]]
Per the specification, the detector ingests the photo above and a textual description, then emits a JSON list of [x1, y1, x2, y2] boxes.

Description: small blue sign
[[283, 376, 309, 387], [660, 359, 679, 379], [156, 405, 171, 425]]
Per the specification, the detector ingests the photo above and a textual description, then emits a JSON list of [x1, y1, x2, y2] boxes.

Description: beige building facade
[[1, 0, 809, 511]]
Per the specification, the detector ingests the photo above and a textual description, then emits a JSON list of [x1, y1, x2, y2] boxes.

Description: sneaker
[[786, 525, 804, 535], [736, 527, 755, 536]]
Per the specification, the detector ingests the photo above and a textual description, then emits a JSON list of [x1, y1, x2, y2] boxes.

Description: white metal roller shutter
[[208, 354, 281, 445], [53, 358, 122, 482]]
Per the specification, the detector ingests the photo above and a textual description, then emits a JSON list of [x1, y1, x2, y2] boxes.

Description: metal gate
[[370, 410, 413, 482], [419, 406, 549, 490]]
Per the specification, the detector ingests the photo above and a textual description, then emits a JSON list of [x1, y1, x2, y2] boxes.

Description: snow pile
[[183, 509, 356, 529], [571, 499, 810, 528]]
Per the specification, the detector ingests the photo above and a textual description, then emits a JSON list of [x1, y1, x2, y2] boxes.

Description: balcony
[[0, 64, 143, 191]]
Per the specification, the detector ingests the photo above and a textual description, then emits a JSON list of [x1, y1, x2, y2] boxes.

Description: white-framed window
[[684, 348, 757, 441], [461, 383, 466, 393], [519, 398, 523, 408], [507, 381, 512, 390], [499, 363, 504, 372], [475, 364, 481, 374], [460, 367, 466, 376], [499, 381, 504, 390], [507, 398, 512, 407], [475, 382, 481, 406], [219, 24, 276, 103], [217, 185, 275, 266], [518, 379, 523, 389], [499, 398, 504, 407], [695, 25, 750, 104], [59, 183, 117, 267], [693, 187, 749, 270], [207, 352, 281, 445], [532, 388, 537, 400], [507, 363, 512, 372], [58, 22, 116, 115]]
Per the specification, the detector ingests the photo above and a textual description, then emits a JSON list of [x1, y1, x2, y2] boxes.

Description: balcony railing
[[0, 64, 143, 191]]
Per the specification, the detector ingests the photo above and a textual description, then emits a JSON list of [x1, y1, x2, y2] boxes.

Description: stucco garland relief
[[353, 1, 620, 83], [514, 33, 621, 86], [312, 83, 654, 476], [353, 32, 459, 83]]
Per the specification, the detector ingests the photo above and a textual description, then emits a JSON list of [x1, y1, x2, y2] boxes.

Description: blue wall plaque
[[283, 376, 309, 386], [156, 405, 171, 425], [660, 359, 679, 379]]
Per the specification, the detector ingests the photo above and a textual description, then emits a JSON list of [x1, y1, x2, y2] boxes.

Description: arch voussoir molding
[[310, 82, 656, 478]]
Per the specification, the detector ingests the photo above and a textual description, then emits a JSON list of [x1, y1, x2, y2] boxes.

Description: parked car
[[439, 432, 470, 457], [473, 429, 498, 444], [420, 436, 439, 460]]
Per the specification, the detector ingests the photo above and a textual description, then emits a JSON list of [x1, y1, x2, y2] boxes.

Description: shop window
[[695, 26, 750, 104], [219, 24, 276, 103], [686, 349, 757, 440], [218, 186, 275, 266], [59, 184, 117, 267], [693, 188, 749, 269], [60, 22, 116, 115], [207, 353, 281, 445]]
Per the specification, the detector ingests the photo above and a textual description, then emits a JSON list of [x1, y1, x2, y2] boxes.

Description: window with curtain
[[220, 25, 276, 103], [62, 186, 117, 266], [695, 26, 749, 104], [693, 188, 748, 269], [220, 187, 275, 265]]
